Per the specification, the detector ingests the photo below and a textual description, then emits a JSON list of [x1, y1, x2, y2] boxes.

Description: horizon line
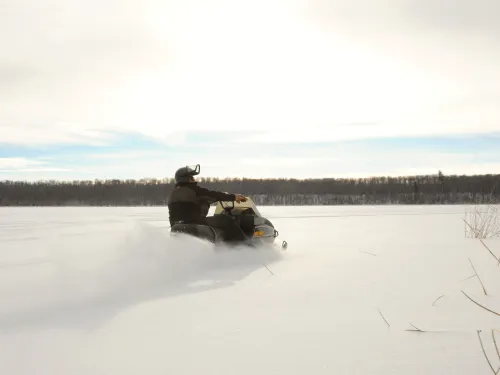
[[2, 171, 500, 183]]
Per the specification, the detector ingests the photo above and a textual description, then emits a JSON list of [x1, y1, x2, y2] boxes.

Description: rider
[[168, 164, 248, 241]]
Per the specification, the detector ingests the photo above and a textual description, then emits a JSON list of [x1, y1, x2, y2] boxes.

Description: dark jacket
[[167, 183, 235, 225]]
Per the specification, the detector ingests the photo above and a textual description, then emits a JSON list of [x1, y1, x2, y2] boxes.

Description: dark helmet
[[174, 164, 200, 183]]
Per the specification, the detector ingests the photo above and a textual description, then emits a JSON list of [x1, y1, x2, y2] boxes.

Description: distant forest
[[0, 171, 499, 206]]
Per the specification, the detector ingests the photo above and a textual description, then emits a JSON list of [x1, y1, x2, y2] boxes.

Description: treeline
[[0, 171, 498, 206]]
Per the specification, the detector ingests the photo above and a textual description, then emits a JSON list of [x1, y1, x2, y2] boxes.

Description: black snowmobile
[[170, 196, 287, 249]]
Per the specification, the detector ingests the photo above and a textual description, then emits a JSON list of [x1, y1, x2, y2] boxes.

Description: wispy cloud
[[1, 133, 498, 180], [0, 157, 71, 175], [0, 157, 45, 169], [0, 168, 72, 173], [87, 151, 167, 160]]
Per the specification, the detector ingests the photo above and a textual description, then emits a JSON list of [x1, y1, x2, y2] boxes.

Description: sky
[[1, 0, 499, 180]]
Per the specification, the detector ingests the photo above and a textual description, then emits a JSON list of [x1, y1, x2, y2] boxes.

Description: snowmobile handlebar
[[219, 200, 234, 213]]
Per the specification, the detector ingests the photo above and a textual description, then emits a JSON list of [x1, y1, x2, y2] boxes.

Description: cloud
[[0, 158, 72, 176], [1, 0, 171, 145], [0, 158, 45, 169], [0, 168, 71, 173], [87, 151, 166, 160], [1, 0, 500, 147], [2, 133, 499, 181], [0, 125, 116, 146]]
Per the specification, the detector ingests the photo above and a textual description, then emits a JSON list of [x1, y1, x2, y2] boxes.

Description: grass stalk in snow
[[377, 308, 390, 328], [478, 239, 500, 266], [458, 274, 477, 283], [461, 291, 500, 317], [261, 262, 275, 276], [469, 258, 488, 295], [359, 250, 377, 256], [492, 330, 500, 365], [432, 295, 445, 306], [477, 330, 500, 375], [405, 322, 425, 332]]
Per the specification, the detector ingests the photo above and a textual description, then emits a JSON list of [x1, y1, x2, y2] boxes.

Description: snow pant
[[204, 215, 246, 241]]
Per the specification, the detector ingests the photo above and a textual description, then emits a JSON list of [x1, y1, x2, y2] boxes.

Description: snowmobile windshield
[[214, 196, 262, 217]]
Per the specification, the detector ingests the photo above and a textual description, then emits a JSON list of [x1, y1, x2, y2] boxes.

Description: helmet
[[174, 164, 200, 183]]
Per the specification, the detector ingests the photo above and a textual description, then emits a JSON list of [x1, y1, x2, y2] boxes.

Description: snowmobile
[[170, 196, 287, 249]]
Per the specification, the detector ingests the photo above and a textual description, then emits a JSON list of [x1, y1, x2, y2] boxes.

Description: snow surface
[[1, 205, 500, 374]]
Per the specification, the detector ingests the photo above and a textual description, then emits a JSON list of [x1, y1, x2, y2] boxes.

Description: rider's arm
[[193, 186, 236, 201]]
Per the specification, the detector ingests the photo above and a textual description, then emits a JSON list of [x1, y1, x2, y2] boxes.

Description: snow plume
[[0, 222, 283, 332]]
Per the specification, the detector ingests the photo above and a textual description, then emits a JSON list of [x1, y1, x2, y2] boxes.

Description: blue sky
[[1, 131, 499, 180], [1, 0, 500, 180]]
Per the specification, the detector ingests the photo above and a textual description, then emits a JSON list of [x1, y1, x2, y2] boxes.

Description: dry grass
[[376, 204, 500, 372], [462, 290, 500, 318], [432, 294, 445, 306], [464, 205, 500, 239], [359, 250, 377, 257], [469, 258, 488, 295], [377, 308, 390, 328], [462, 237, 500, 373], [405, 322, 426, 332], [477, 330, 500, 374]]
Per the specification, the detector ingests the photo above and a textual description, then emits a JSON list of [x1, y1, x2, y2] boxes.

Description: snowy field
[[1, 205, 500, 374]]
